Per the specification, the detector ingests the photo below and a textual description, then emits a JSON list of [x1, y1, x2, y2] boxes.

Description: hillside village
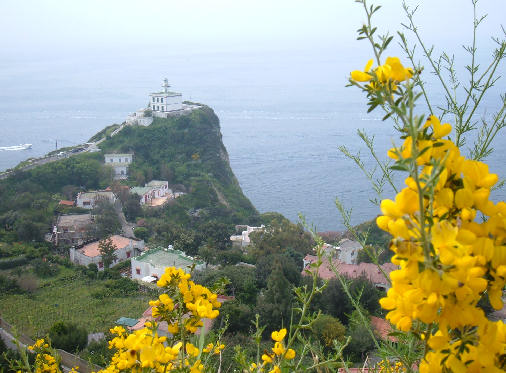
[[0, 82, 406, 371]]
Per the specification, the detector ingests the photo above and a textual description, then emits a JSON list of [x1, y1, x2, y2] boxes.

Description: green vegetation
[[88, 123, 120, 142], [0, 106, 258, 249], [48, 321, 88, 352], [0, 264, 150, 337]]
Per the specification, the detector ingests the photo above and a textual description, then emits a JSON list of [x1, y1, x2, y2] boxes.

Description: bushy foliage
[[0, 274, 22, 294], [311, 314, 346, 347], [214, 301, 255, 335], [48, 321, 88, 352], [32, 258, 60, 278], [0, 255, 28, 270]]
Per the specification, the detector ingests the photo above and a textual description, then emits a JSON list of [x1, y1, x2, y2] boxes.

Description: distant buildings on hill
[[76, 190, 117, 209], [125, 79, 200, 126], [302, 254, 396, 291], [104, 153, 133, 180], [130, 180, 184, 206], [51, 213, 93, 246]]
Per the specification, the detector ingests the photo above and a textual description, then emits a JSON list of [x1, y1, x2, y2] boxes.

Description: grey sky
[[1, 0, 504, 53]]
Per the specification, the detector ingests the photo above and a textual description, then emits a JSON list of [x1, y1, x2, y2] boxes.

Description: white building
[[149, 79, 183, 117], [126, 109, 154, 127], [230, 225, 265, 248], [317, 239, 362, 265], [130, 180, 174, 206], [131, 246, 204, 281], [76, 190, 117, 209], [336, 239, 362, 264], [70, 235, 145, 270], [104, 153, 133, 179]]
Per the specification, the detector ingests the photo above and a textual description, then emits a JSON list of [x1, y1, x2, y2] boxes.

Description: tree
[[214, 301, 255, 335], [249, 217, 313, 258], [200, 220, 234, 250], [123, 193, 142, 222], [312, 314, 346, 347], [49, 321, 88, 352], [133, 227, 149, 241], [256, 261, 293, 334], [198, 245, 217, 267], [93, 199, 121, 238], [255, 253, 301, 289], [98, 237, 117, 269]]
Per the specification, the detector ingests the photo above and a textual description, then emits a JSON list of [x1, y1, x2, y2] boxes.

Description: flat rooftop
[[58, 214, 92, 226], [136, 247, 201, 268]]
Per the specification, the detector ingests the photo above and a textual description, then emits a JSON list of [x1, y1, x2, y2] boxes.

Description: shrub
[[33, 258, 60, 278], [311, 314, 346, 347], [0, 256, 28, 270], [214, 301, 255, 335], [48, 321, 88, 352], [0, 274, 22, 294], [16, 274, 38, 292], [133, 227, 149, 241]]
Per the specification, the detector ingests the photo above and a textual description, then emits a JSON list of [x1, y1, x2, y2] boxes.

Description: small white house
[[76, 191, 117, 209], [130, 180, 172, 206], [131, 246, 204, 281], [336, 239, 362, 264], [230, 225, 265, 248], [104, 153, 133, 180], [130, 186, 156, 205], [70, 235, 145, 270], [149, 79, 182, 117], [126, 109, 153, 126]]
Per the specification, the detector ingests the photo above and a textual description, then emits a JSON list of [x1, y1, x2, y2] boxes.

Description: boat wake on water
[[0, 144, 32, 151]]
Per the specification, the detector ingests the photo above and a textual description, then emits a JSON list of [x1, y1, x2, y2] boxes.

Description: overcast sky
[[1, 0, 504, 55]]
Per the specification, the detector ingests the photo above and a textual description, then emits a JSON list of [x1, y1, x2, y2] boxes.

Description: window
[[161, 98, 164, 103], [83, 201, 90, 206], [152, 97, 155, 102], [126, 251, 131, 258], [161, 106, 165, 111], [98, 261, 103, 268], [125, 158, 128, 162], [157, 97, 159, 103], [119, 158, 121, 162], [136, 268, 141, 275]]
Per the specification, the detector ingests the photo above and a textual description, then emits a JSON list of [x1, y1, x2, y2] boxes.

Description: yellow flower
[[271, 328, 287, 342], [268, 366, 281, 373], [272, 342, 285, 356], [351, 59, 374, 82], [186, 343, 200, 357], [284, 348, 296, 360], [262, 353, 273, 364]]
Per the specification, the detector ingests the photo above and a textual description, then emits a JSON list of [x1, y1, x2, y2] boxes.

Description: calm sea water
[[0, 44, 504, 231]]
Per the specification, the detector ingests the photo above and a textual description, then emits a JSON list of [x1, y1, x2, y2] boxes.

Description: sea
[[1, 43, 505, 231]]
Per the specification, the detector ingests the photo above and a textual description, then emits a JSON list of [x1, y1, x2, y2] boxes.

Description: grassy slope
[[0, 266, 150, 336], [98, 106, 259, 225]]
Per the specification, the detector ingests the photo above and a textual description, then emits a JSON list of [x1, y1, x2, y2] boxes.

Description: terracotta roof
[[371, 316, 397, 342], [79, 235, 134, 257], [303, 255, 396, 285], [59, 200, 74, 206]]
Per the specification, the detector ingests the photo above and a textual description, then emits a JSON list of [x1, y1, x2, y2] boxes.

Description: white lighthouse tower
[[149, 78, 183, 117]]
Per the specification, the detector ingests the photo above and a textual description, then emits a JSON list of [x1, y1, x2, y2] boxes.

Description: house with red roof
[[302, 255, 396, 290], [69, 234, 144, 270]]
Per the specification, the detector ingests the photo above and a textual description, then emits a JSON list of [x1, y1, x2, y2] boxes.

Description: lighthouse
[[149, 79, 183, 117]]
